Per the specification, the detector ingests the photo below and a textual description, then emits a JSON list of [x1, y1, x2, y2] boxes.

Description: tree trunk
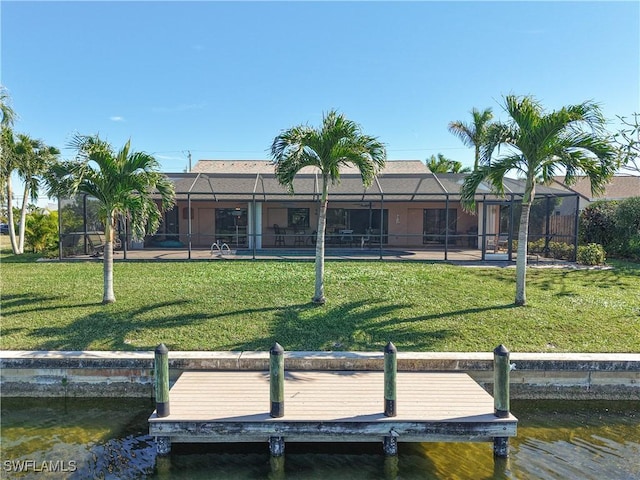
[[474, 145, 480, 171], [102, 213, 116, 304], [6, 175, 19, 254], [17, 183, 29, 254], [313, 178, 328, 304], [515, 180, 535, 306]]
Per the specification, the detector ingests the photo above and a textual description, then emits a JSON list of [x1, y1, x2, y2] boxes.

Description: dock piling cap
[[155, 343, 169, 355], [494, 344, 509, 356], [270, 342, 284, 355], [384, 342, 397, 354]]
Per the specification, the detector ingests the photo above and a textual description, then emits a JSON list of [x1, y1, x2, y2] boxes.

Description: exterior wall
[[171, 200, 482, 249], [177, 201, 248, 247]]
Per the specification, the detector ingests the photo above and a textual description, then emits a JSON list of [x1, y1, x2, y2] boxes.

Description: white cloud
[[110, 116, 125, 122]]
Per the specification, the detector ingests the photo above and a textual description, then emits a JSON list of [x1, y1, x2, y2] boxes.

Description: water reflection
[[1, 399, 638, 479]]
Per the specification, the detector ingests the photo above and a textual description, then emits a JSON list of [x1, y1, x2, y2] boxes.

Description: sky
[[2, 0, 639, 182]]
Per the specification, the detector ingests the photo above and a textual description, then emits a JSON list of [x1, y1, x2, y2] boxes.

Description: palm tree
[[47, 135, 175, 304], [461, 95, 616, 306], [0, 86, 16, 127], [14, 134, 59, 253], [426, 153, 471, 173], [1, 132, 59, 254], [448, 107, 495, 170], [0, 86, 16, 228], [270, 110, 386, 304]]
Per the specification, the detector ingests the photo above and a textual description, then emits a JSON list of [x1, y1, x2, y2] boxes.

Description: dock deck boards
[[149, 371, 517, 445]]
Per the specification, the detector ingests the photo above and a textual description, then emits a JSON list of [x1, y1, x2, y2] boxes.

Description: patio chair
[[86, 232, 105, 257], [487, 234, 509, 253], [339, 229, 354, 247], [274, 224, 286, 246], [294, 228, 306, 246]]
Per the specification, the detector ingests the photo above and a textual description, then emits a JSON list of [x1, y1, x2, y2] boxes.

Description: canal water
[[1, 398, 638, 479]]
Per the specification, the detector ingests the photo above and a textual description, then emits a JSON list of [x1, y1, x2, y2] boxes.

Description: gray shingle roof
[[166, 162, 576, 201], [552, 175, 640, 201]]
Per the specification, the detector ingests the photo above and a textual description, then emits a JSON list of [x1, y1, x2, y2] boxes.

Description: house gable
[[552, 175, 640, 202]]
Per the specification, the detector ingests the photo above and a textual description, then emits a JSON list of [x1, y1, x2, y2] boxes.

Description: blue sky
[[2, 0, 639, 175]]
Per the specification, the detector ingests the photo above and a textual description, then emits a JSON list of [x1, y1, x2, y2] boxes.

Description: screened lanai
[[57, 161, 580, 262]]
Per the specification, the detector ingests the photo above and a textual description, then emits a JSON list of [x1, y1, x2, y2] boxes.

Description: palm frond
[[447, 121, 475, 148], [270, 109, 386, 193], [460, 166, 490, 212]]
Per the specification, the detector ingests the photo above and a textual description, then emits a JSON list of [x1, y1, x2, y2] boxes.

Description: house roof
[[191, 159, 430, 175], [551, 175, 640, 201], [165, 161, 576, 202]]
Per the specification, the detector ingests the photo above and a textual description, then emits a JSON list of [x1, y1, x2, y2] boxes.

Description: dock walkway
[[148, 371, 517, 455]]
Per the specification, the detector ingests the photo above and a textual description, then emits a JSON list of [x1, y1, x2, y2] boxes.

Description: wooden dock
[[148, 370, 517, 455]]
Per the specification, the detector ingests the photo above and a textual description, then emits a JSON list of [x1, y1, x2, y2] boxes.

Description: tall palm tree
[[47, 135, 175, 304], [426, 153, 471, 173], [0, 86, 16, 127], [448, 107, 495, 170], [461, 95, 616, 306], [0, 86, 16, 223], [270, 110, 386, 304], [12, 134, 60, 254]]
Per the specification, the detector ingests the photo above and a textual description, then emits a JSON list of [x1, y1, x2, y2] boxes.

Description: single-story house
[[58, 160, 580, 261], [552, 175, 640, 211]]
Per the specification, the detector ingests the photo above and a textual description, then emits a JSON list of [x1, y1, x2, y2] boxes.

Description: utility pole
[[187, 150, 192, 172]]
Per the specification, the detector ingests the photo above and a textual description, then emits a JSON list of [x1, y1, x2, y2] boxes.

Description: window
[[423, 208, 456, 244], [182, 207, 194, 219], [215, 208, 247, 245], [288, 208, 309, 228]]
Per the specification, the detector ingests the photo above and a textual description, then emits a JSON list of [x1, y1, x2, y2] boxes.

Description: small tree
[[271, 110, 386, 304], [1, 131, 60, 254], [614, 197, 640, 260], [426, 153, 471, 173], [448, 107, 496, 171], [47, 135, 175, 304], [579, 200, 619, 246], [613, 113, 639, 173], [461, 95, 616, 306], [25, 209, 58, 254]]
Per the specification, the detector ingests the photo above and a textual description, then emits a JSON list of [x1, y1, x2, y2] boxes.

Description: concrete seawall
[[1, 350, 638, 400]]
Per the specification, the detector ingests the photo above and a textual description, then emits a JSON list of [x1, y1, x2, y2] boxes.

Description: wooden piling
[[493, 344, 511, 458], [154, 343, 170, 418], [383, 430, 399, 456], [269, 436, 285, 457], [493, 344, 510, 418], [269, 454, 285, 479], [384, 342, 397, 417], [270, 342, 285, 418]]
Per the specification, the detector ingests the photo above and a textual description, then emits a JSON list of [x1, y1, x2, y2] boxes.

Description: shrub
[[579, 200, 618, 246], [549, 241, 575, 261], [528, 238, 546, 254], [25, 211, 58, 254], [617, 234, 640, 261], [577, 243, 606, 265], [615, 197, 640, 237]]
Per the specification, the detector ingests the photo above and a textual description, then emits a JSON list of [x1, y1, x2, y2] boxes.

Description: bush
[[579, 197, 640, 261], [579, 200, 618, 245], [616, 234, 640, 261], [528, 238, 546, 254], [549, 241, 575, 261], [577, 243, 606, 265], [615, 197, 640, 236], [25, 211, 58, 254]]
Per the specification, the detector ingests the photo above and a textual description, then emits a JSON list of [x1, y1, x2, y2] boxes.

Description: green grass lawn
[[1, 248, 639, 353]]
